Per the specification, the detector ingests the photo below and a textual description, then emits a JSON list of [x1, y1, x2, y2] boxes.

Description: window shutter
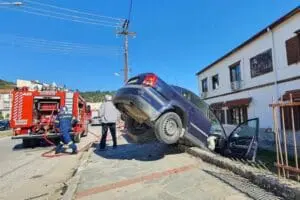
[[285, 35, 300, 65]]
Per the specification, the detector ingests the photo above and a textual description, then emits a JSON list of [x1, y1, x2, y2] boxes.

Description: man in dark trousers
[[99, 95, 120, 150], [55, 106, 78, 154]]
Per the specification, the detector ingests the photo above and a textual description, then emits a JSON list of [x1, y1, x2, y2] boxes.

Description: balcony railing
[[230, 81, 243, 91]]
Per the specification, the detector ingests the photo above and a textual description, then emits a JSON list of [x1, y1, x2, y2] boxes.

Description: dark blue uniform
[[55, 112, 77, 154]]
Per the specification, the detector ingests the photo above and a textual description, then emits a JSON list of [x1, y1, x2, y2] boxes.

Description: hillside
[[0, 79, 15, 89], [80, 90, 116, 102]]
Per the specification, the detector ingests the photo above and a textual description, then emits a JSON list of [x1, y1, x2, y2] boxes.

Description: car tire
[[155, 112, 182, 144]]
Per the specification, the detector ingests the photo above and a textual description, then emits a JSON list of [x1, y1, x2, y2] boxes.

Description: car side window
[[231, 119, 258, 138]]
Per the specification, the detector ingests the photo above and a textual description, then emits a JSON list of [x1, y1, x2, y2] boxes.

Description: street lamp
[[0, 2, 23, 6]]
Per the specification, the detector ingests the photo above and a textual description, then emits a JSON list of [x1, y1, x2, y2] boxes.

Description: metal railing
[[270, 94, 300, 180]]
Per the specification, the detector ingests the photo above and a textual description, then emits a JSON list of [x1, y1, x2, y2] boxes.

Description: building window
[[227, 106, 248, 125], [213, 109, 225, 124], [250, 49, 273, 78], [229, 62, 241, 82], [212, 74, 219, 90], [202, 78, 208, 93], [286, 34, 300, 65]]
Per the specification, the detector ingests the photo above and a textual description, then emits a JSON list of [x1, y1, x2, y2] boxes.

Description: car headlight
[[207, 136, 217, 151]]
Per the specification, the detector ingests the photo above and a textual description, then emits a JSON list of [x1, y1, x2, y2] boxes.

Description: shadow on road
[[12, 139, 55, 151], [93, 141, 183, 162]]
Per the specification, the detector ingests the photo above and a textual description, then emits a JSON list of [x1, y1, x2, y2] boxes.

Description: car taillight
[[143, 74, 158, 87]]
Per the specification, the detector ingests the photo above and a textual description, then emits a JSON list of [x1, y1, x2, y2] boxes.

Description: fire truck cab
[[10, 87, 89, 147]]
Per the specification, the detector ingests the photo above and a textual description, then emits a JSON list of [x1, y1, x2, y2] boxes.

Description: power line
[[0, 35, 122, 56], [0, 42, 122, 56], [128, 0, 133, 22], [24, 0, 124, 22], [22, 5, 122, 26], [2, 6, 121, 28], [14, 37, 122, 50]]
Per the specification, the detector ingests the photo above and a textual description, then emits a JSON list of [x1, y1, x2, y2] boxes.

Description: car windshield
[[172, 86, 226, 137]]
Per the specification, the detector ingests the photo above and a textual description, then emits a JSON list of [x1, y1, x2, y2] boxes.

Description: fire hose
[[41, 124, 125, 158], [42, 108, 56, 146]]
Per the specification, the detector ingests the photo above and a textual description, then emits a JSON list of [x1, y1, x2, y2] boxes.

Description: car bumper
[[114, 87, 164, 123]]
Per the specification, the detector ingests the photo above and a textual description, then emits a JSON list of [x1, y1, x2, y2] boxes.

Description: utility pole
[[117, 19, 136, 83]]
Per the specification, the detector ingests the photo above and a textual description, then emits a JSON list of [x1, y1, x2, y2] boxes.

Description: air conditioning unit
[[231, 81, 242, 91], [201, 92, 207, 98]]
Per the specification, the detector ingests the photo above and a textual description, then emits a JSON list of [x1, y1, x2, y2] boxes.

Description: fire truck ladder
[[65, 92, 74, 113]]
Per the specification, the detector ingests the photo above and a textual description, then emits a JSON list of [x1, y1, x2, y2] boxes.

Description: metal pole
[[281, 104, 289, 178], [290, 94, 299, 180], [274, 104, 286, 178], [124, 34, 129, 83], [272, 104, 281, 177]]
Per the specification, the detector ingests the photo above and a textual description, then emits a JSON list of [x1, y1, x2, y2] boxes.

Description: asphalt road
[[0, 126, 100, 200]]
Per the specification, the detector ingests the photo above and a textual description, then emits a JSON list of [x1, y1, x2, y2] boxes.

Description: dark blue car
[[0, 120, 10, 131], [113, 73, 259, 160]]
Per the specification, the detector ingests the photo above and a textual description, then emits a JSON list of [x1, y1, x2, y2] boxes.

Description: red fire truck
[[10, 87, 90, 147]]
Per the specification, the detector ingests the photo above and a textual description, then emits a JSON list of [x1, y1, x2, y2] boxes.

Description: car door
[[225, 118, 259, 161], [181, 89, 211, 143]]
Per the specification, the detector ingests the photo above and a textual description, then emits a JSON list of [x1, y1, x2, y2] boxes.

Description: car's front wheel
[[155, 112, 182, 144]]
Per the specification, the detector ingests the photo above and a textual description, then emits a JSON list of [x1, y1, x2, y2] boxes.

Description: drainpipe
[[268, 27, 280, 101], [268, 27, 282, 133]]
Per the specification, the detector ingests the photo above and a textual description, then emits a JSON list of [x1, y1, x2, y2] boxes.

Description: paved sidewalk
[[74, 134, 281, 200]]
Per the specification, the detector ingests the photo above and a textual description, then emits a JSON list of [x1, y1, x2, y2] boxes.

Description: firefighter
[[55, 106, 78, 154], [99, 95, 120, 151]]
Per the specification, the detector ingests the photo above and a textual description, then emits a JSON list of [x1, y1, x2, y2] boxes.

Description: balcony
[[231, 81, 243, 91]]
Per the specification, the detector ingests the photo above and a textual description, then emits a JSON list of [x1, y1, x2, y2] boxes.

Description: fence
[[270, 94, 300, 180]]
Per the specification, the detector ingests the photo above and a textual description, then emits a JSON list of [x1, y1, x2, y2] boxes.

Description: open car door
[[225, 118, 259, 161]]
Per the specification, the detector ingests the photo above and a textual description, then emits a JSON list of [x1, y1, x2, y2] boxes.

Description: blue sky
[[0, 0, 299, 93]]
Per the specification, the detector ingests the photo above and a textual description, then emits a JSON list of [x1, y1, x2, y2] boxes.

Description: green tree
[[5, 113, 9, 119], [80, 90, 116, 103], [0, 112, 3, 120]]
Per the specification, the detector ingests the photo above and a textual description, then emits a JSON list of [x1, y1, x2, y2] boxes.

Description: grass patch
[[0, 130, 12, 138], [257, 149, 300, 180]]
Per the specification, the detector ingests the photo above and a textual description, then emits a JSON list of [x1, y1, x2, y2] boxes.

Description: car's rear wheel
[[155, 112, 182, 144]]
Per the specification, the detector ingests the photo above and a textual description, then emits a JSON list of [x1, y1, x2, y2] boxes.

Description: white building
[[197, 7, 300, 131], [87, 102, 102, 117], [0, 89, 13, 119]]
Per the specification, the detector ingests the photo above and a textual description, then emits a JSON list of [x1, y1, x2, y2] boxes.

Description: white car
[[91, 116, 101, 126]]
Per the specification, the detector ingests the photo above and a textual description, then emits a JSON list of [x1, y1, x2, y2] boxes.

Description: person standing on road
[[55, 106, 78, 154], [99, 95, 120, 151]]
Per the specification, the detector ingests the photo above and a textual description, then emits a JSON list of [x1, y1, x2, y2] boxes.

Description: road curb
[[179, 145, 300, 200], [62, 142, 94, 200]]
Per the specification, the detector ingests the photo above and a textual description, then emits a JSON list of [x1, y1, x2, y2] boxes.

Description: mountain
[[0, 79, 15, 89]]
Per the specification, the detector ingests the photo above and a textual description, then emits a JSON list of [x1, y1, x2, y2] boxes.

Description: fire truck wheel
[[74, 134, 81, 143]]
